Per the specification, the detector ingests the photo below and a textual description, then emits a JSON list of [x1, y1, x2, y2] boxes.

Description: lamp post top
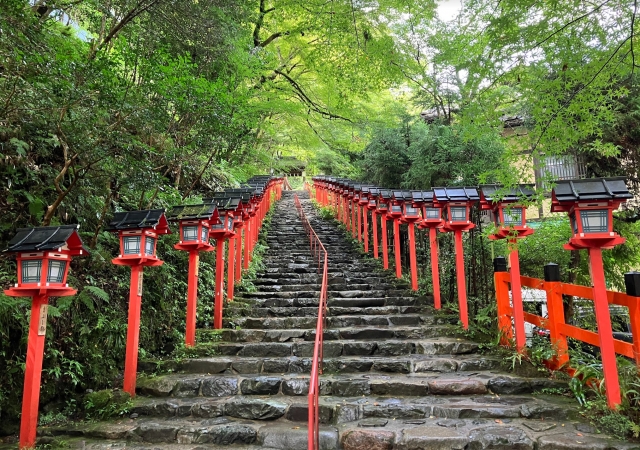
[[107, 210, 171, 234], [479, 184, 536, 205], [167, 203, 221, 223], [551, 177, 632, 212], [433, 186, 480, 203], [4, 225, 88, 255]]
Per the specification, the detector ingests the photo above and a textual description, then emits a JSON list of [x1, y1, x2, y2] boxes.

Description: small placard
[[195, 254, 200, 277], [138, 271, 144, 296], [38, 304, 48, 336]]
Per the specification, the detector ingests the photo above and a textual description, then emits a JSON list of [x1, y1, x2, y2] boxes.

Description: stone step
[[222, 313, 439, 330], [226, 305, 431, 318], [229, 298, 423, 310], [175, 338, 479, 359], [124, 392, 580, 424], [134, 371, 564, 399], [41, 416, 634, 450], [139, 354, 502, 376]]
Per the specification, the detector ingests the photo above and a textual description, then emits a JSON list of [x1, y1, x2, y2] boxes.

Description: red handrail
[[293, 194, 328, 450]]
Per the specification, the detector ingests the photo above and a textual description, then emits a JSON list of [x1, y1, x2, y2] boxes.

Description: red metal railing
[[293, 194, 328, 450], [494, 270, 640, 408]]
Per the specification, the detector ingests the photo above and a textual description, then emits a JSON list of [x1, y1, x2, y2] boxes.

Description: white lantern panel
[[182, 226, 199, 241], [226, 216, 234, 230], [47, 260, 67, 283], [581, 209, 609, 233], [450, 206, 467, 222], [124, 236, 141, 255], [145, 237, 156, 256], [391, 205, 402, 213], [405, 206, 420, 217], [22, 260, 42, 283], [201, 226, 209, 242], [426, 207, 441, 220], [502, 207, 523, 226]]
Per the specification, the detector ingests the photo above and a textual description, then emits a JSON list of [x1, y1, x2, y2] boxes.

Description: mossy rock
[[84, 389, 131, 419]]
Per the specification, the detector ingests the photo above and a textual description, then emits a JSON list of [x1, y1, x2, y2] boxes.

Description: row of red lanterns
[[312, 176, 632, 347], [3, 176, 283, 449]]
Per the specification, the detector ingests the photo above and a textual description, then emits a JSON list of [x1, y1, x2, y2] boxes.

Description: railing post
[[588, 248, 621, 409], [543, 263, 569, 370], [625, 272, 640, 369], [493, 257, 513, 345]]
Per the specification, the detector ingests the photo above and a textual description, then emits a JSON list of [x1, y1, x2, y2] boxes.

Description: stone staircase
[[38, 191, 635, 449]]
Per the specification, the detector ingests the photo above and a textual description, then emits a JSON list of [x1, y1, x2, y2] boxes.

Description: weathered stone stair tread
[[222, 314, 444, 330], [227, 305, 432, 318], [136, 372, 567, 399], [39, 415, 636, 450]]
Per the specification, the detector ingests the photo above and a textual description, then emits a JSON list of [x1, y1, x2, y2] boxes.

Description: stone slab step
[[164, 338, 481, 359], [226, 305, 431, 318], [223, 314, 439, 330], [135, 372, 567, 399], [139, 354, 503, 376]]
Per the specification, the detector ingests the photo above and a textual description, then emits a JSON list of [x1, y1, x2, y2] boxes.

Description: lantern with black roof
[[387, 191, 407, 280], [367, 188, 381, 259], [353, 184, 364, 242], [393, 191, 419, 290], [225, 189, 254, 284], [4, 225, 88, 449], [167, 203, 219, 348], [415, 191, 443, 309], [479, 184, 536, 351], [551, 177, 632, 408], [205, 196, 239, 329], [107, 209, 170, 396], [433, 187, 480, 329], [377, 189, 393, 270], [359, 186, 373, 253]]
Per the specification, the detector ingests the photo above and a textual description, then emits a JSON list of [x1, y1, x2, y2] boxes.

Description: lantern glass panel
[[124, 236, 141, 255], [405, 206, 419, 217], [502, 207, 523, 226], [226, 215, 234, 230], [369, 199, 376, 206], [182, 226, 198, 241], [201, 226, 209, 242], [145, 237, 156, 256], [580, 209, 609, 233], [450, 206, 467, 222], [391, 205, 402, 213], [22, 260, 42, 283], [47, 260, 66, 283], [570, 214, 578, 234], [378, 202, 388, 210], [426, 207, 441, 220]]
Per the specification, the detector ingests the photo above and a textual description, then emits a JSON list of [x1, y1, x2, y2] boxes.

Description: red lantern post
[[377, 190, 392, 270], [433, 187, 480, 329], [359, 187, 372, 253], [167, 204, 220, 347], [396, 191, 422, 291], [108, 210, 170, 396], [480, 184, 536, 352], [416, 191, 444, 309], [367, 188, 381, 259], [388, 194, 404, 279], [552, 177, 632, 409], [4, 226, 88, 449]]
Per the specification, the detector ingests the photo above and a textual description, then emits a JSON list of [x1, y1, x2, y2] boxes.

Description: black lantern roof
[[206, 197, 241, 211], [412, 191, 435, 204], [378, 189, 393, 200], [167, 203, 219, 222], [479, 184, 536, 203], [552, 177, 632, 203], [368, 188, 380, 199], [433, 187, 480, 202], [107, 209, 170, 232], [4, 225, 88, 254], [392, 190, 413, 202]]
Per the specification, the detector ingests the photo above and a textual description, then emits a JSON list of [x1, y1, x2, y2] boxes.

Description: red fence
[[293, 194, 328, 450], [495, 265, 640, 407]]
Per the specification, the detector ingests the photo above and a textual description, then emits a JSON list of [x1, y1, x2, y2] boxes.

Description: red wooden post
[[227, 235, 235, 301], [394, 218, 402, 279], [509, 243, 526, 352], [454, 230, 468, 329], [493, 258, 513, 344], [429, 228, 441, 309], [243, 218, 251, 270], [372, 211, 379, 259], [185, 251, 199, 347], [588, 247, 621, 408], [363, 208, 369, 253], [123, 264, 143, 395], [235, 226, 243, 282], [408, 222, 418, 291], [381, 215, 389, 270], [625, 272, 640, 369], [214, 239, 225, 329], [19, 294, 48, 449], [351, 200, 357, 238], [543, 263, 569, 369], [357, 204, 362, 243]]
